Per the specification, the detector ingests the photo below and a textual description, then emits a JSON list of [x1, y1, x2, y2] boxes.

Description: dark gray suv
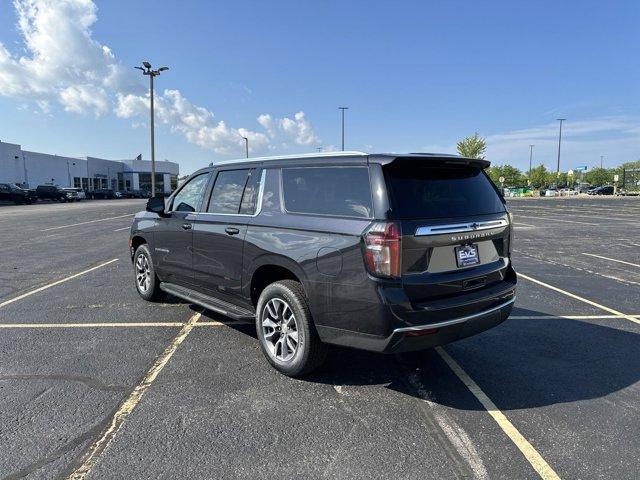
[[129, 152, 516, 376]]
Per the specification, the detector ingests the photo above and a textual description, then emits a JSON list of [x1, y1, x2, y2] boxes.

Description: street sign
[[499, 176, 505, 183], [575, 165, 588, 172]]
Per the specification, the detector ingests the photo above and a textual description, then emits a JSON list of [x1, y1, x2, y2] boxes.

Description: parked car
[[0, 183, 34, 204], [129, 152, 516, 376], [91, 188, 116, 199], [63, 187, 86, 201], [589, 185, 614, 195], [544, 188, 558, 197], [36, 185, 68, 202]]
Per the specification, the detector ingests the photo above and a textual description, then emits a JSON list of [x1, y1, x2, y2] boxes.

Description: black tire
[[133, 244, 165, 301], [256, 280, 328, 377]]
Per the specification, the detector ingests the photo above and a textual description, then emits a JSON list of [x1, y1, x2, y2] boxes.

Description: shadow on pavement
[[196, 305, 640, 411]]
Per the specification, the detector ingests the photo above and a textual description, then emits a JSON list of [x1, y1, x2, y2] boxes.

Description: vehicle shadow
[[194, 305, 640, 411]]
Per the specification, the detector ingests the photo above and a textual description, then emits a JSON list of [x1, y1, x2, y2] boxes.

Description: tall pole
[[150, 73, 156, 196], [136, 62, 168, 197], [600, 155, 604, 168], [556, 118, 566, 175], [528, 144, 534, 179], [339, 107, 348, 151], [241, 136, 249, 158]]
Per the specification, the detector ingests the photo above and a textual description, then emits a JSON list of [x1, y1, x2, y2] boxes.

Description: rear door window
[[384, 162, 505, 219], [208, 169, 250, 214], [282, 167, 373, 218]]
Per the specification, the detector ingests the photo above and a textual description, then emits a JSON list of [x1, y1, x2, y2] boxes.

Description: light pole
[[556, 118, 566, 175], [600, 155, 604, 168], [528, 144, 534, 179], [240, 135, 249, 158], [339, 106, 348, 151], [136, 61, 169, 197]]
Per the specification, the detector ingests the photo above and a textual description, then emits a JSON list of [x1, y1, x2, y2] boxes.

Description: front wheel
[[256, 280, 328, 377], [133, 244, 165, 301]]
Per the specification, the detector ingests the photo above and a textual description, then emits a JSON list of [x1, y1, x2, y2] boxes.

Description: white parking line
[[511, 314, 640, 320], [582, 253, 640, 268], [113, 226, 130, 232], [514, 222, 536, 227], [517, 272, 640, 325], [0, 259, 119, 308], [514, 215, 598, 226], [68, 311, 202, 480], [41, 214, 134, 232], [436, 347, 561, 480]]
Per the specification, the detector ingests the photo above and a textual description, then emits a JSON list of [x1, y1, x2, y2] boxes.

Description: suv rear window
[[282, 167, 373, 218], [384, 162, 505, 219]]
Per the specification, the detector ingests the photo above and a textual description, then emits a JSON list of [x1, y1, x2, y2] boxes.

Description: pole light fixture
[[338, 107, 348, 151], [135, 61, 169, 197], [528, 144, 534, 179], [240, 135, 249, 158], [556, 118, 566, 175]]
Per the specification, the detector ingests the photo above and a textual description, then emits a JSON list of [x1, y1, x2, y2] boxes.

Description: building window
[[170, 175, 178, 192], [74, 177, 82, 188], [138, 173, 165, 195]]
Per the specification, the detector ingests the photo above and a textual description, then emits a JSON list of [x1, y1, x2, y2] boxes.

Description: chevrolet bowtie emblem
[[470, 223, 479, 230]]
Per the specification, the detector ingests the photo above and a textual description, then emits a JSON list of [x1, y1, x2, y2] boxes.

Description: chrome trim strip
[[415, 219, 508, 236], [393, 298, 515, 333]]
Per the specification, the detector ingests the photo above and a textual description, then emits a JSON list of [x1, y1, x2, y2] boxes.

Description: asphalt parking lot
[[1, 196, 639, 479]]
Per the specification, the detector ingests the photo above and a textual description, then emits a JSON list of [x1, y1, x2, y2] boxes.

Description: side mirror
[[146, 196, 167, 216]]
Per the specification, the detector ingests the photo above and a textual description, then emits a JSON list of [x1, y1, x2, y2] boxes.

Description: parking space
[[1, 196, 639, 479]]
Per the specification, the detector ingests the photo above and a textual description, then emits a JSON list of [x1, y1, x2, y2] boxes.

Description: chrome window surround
[[415, 219, 508, 236], [393, 297, 515, 333], [198, 169, 266, 218]]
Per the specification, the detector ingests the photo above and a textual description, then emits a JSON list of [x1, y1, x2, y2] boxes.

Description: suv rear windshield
[[384, 161, 505, 219]]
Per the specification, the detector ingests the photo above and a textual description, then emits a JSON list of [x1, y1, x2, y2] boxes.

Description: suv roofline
[[193, 151, 489, 173]]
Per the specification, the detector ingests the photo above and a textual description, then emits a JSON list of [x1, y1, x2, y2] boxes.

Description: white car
[[544, 189, 558, 197], [63, 188, 86, 201]]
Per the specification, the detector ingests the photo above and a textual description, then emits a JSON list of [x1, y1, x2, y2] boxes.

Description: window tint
[[208, 169, 249, 214], [171, 173, 210, 212], [239, 169, 262, 215], [384, 162, 506, 219], [282, 167, 373, 218]]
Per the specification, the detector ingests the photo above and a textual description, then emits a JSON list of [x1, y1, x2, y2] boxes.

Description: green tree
[[528, 164, 549, 188], [456, 132, 487, 159], [585, 167, 613, 186], [488, 165, 524, 187]]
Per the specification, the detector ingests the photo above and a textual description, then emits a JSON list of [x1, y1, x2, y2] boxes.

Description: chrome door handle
[[225, 227, 240, 235], [181, 223, 192, 230]]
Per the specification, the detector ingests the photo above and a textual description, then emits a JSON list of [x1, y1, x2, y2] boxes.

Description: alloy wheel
[[261, 298, 299, 361], [135, 254, 151, 293]]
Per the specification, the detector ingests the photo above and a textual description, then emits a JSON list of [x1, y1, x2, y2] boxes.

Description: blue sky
[[0, 0, 638, 174]]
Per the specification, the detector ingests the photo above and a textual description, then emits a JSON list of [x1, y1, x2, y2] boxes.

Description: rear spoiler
[[372, 154, 490, 169]]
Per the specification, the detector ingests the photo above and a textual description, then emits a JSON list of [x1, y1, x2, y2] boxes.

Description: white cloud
[[0, 0, 321, 156]]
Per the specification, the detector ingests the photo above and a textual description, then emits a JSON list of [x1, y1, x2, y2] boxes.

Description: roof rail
[[213, 151, 368, 166]]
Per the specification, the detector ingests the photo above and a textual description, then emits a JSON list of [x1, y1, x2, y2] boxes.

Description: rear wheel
[[256, 280, 328, 377], [133, 244, 165, 301]]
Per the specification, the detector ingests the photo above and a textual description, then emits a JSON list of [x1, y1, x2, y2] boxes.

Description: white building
[[0, 140, 179, 194]]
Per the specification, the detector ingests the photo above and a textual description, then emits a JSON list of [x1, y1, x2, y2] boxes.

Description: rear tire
[[133, 244, 165, 301], [256, 280, 328, 377]]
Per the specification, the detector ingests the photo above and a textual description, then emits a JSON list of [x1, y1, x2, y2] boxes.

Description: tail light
[[507, 212, 514, 256], [363, 222, 401, 278]]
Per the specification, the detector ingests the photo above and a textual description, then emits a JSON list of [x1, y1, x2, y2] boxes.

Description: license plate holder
[[455, 244, 480, 267]]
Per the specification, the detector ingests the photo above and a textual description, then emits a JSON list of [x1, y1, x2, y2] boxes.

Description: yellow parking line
[[41, 214, 134, 231], [582, 253, 640, 269], [67, 311, 202, 480], [518, 272, 640, 325], [436, 347, 561, 480], [0, 320, 240, 328], [0, 259, 119, 308]]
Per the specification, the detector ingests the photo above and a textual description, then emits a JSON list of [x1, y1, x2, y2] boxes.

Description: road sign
[[575, 165, 588, 172], [499, 176, 505, 183]]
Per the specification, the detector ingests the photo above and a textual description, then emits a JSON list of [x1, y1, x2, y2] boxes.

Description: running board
[[160, 283, 256, 321]]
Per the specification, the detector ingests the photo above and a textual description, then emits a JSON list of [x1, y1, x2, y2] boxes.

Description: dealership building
[[0, 140, 179, 194]]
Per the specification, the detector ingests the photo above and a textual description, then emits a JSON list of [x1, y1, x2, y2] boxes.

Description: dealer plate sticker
[[455, 244, 480, 267]]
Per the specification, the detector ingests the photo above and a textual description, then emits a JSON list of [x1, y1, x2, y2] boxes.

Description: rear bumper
[[317, 296, 514, 353]]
